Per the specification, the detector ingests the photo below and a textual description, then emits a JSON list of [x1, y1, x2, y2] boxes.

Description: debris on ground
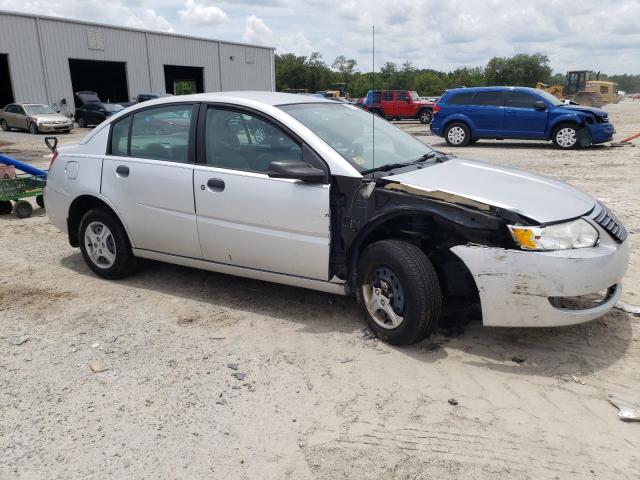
[[340, 357, 354, 363], [615, 303, 640, 315], [607, 395, 640, 422], [231, 372, 246, 381], [8, 335, 31, 346], [88, 360, 108, 373], [448, 398, 459, 406], [572, 375, 586, 385], [227, 363, 239, 370], [511, 356, 526, 364]]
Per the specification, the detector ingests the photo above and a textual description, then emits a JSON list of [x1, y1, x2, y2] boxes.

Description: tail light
[[49, 150, 58, 169], [433, 104, 440, 114]]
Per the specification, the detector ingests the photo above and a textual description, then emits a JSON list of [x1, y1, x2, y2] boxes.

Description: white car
[[44, 92, 629, 345]]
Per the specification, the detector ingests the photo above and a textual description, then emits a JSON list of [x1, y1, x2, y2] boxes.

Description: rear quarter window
[[472, 91, 504, 106]]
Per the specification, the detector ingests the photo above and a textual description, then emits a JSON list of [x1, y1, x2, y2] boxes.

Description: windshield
[[280, 103, 433, 172], [103, 104, 125, 112], [535, 90, 564, 106], [409, 91, 420, 101], [25, 105, 57, 115]]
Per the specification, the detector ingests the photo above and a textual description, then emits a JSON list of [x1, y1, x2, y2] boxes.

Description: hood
[[559, 105, 607, 117], [31, 113, 71, 122], [383, 158, 596, 224]]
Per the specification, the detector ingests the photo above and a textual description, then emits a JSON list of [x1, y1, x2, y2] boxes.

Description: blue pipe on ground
[[0, 154, 47, 176]]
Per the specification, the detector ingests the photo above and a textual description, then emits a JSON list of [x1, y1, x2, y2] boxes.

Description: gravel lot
[[1, 102, 639, 479]]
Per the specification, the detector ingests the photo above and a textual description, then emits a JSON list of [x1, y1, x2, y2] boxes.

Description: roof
[[445, 86, 542, 93], [0, 9, 275, 50], [132, 91, 335, 108]]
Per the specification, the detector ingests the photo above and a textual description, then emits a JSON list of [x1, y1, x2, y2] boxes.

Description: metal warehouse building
[[0, 10, 275, 113]]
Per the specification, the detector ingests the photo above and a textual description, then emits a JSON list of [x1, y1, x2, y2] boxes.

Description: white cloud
[[243, 15, 274, 44], [178, 0, 228, 26]]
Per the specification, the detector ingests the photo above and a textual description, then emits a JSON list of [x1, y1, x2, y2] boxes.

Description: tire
[[444, 122, 470, 147], [418, 109, 433, 124], [78, 208, 137, 279], [0, 200, 12, 215], [14, 200, 33, 218], [78, 117, 86, 128], [356, 240, 442, 345], [552, 123, 579, 149], [35, 194, 45, 208], [28, 123, 39, 135], [0, 119, 8, 131]]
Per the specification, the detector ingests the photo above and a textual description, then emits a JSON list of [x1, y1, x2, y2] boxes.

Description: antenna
[[372, 25, 375, 169]]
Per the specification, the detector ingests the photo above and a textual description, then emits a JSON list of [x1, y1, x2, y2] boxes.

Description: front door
[[395, 91, 412, 117], [193, 106, 331, 280], [504, 90, 548, 138], [101, 103, 201, 259]]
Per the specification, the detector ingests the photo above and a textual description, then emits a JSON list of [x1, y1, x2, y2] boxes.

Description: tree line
[[275, 52, 640, 97]]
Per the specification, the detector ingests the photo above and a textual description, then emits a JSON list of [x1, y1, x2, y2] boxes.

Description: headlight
[[509, 219, 599, 251]]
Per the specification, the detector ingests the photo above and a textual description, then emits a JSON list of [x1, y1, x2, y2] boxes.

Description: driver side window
[[205, 108, 302, 173]]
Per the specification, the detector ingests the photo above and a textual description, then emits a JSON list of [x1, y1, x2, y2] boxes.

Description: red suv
[[363, 90, 435, 123]]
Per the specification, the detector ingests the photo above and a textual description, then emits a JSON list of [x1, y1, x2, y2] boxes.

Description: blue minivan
[[430, 87, 614, 149]]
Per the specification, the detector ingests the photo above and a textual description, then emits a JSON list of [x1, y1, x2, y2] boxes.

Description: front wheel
[[552, 124, 579, 149], [29, 123, 39, 135], [356, 240, 442, 345], [79, 208, 137, 279], [418, 109, 433, 124], [444, 122, 470, 147]]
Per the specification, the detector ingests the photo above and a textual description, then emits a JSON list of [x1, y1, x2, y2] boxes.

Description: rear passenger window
[[472, 91, 503, 106], [397, 91, 408, 101], [382, 91, 394, 101], [506, 91, 537, 108], [448, 92, 475, 105], [110, 117, 130, 156], [129, 105, 194, 163]]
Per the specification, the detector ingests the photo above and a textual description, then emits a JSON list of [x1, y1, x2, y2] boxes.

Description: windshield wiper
[[361, 151, 438, 175]]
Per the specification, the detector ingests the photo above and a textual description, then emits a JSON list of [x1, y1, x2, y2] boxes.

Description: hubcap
[[556, 127, 577, 148], [362, 266, 405, 329], [84, 222, 116, 269], [447, 126, 466, 144]]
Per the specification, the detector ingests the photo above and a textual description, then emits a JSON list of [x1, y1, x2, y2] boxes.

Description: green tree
[[485, 53, 552, 86], [332, 55, 358, 84]]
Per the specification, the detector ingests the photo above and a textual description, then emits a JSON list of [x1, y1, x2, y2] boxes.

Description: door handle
[[116, 165, 129, 177], [206, 178, 225, 192]]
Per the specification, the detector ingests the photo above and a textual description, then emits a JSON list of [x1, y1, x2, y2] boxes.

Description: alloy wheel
[[84, 221, 116, 269], [362, 266, 405, 329], [556, 127, 577, 148], [447, 126, 466, 145]]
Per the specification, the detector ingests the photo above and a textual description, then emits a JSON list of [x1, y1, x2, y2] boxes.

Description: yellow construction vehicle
[[536, 71, 621, 107]]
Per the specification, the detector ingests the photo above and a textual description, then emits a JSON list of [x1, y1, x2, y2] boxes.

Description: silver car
[[0, 103, 73, 134], [44, 92, 628, 345]]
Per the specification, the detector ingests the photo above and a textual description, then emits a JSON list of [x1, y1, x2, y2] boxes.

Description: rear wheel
[[79, 208, 137, 279], [356, 240, 442, 345], [14, 200, 33, 218], [444, 122, 470, 147], [552, 124, 579, 149], [0, 119, 8, 131], [0, 200, 12, 214], [28, 123, 39, 135], [35, 194, 45, 208], [418, 109, 433, 124]]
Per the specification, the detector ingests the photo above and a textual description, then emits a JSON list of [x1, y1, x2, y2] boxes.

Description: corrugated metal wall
[[0, 11, 274, 112], [0, 14, 48, 103]]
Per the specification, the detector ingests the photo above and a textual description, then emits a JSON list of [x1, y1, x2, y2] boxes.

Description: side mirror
[[267, 160, 326, 183], [534, 100, 547, 109]]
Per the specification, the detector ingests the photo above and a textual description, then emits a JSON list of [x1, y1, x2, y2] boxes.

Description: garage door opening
[[0, 54, 15, 108], [69, 59, 129, 105], [164, 65, 204, 95]]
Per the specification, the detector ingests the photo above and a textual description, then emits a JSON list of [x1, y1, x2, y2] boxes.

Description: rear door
[[504, 90, 548, 138], [3, 104, 17, 127], [101, 103, 202, 259], [467, 90, 504, 136], [193, 105, 331, 280], [380, 91, 395, 117]]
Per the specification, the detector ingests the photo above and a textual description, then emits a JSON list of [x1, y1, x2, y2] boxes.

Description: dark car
[[75, 102, 125, 128], [430, 86, 614, 149]]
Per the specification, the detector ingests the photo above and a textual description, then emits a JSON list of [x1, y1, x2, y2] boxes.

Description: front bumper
[[38, 123, 73, 132], [586, 122, 614, 144], [451, 223, 629, 327]]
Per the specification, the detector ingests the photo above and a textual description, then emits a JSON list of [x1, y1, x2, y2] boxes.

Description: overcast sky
[[2, 0, 639, 74]]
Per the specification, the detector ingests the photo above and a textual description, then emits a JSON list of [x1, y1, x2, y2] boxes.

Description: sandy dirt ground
[[1, 102, 639, 479]]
